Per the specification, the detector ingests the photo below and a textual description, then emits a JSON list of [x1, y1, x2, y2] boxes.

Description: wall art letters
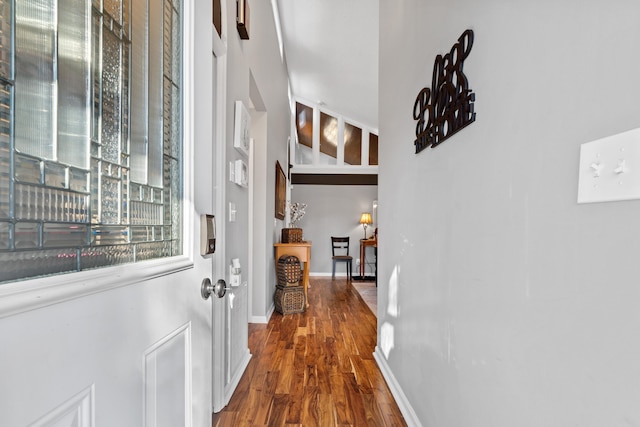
[[413, 29, 476, 154]]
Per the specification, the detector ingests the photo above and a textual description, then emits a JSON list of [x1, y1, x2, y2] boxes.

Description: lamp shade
[[359, 212, 372, 225]]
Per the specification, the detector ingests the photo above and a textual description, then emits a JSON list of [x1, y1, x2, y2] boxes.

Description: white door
[[0, 1, 221, 426]]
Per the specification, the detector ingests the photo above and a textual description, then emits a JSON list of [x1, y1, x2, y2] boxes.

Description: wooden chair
[[331, 236, 353, 280]]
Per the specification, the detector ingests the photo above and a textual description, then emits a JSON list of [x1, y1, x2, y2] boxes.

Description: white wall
[[223, 0, 290, 321], [291, 184, 377, 274], [378, 1, 640, 426]]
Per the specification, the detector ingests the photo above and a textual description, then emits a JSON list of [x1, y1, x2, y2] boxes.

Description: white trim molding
[[373, 346, 423, 427]]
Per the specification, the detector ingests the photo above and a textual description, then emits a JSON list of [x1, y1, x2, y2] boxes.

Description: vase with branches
[[289, 202, 307, 227]]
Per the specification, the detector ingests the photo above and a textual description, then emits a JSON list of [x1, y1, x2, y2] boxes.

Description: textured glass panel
[[344, 122, 362, 166], [153, 187, 163, 203], [69, 168, 89, 193], [102, 161, 120, 178], [0, 0, 11, 79], [91, 10, 102, 144], [103, 0, 121, 24], [135, 240, 170, 261], [43, 223, 88, 248], [44, 162, 67, 188], [91, 226, 128, 245], [0, 82, 10, 143], [0, 83, 9, 219], [81, 245, 134, 270], [131, 225, 151, 242], [57, 0, 91, 169], [163, 159, 171, 224], [148, 0, 164, 188], [171, 82, 180, 160], [70, 193, 90, 223], [141, 184, 152, 202], [121, 41, 130, 157], [163, 77, 171, 155], [122, 0, 131, 38], [15, 0, 55, 160], [121, 167, 129, 224], [129, 0, 148, 184], [369, 133, 379, 166], [0, 249, 79, 283], [101, 176, 120, 224], [153, 225, 163, 240], [101, 28, 122, 164], [319, 112, 338, 164], [170, 158, 180, 251], [14, 184, 35, 219], [1, 0, 183, 284], [15, 222, 39, 248], [0, 177, 8, 219], [0, 221, 9, 249], [129, 182, 140, 201], [90, 158, 100, 223], [171, 5, 181, 88], [163, 2, 172, 78], [130, 201, 162, 225], [15, 154, 41, 184], [38, 188, 87, 223]]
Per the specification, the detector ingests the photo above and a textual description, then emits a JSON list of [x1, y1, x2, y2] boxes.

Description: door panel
[[28, 386, 94, 427], [144, 324, 190, 427], [226, 282, 250, 389], [0, 0, 219, 426]]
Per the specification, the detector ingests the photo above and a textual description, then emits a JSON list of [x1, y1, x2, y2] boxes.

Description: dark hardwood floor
[[212, 276, 407, 426]]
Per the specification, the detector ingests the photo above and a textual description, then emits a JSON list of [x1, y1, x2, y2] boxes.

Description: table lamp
[[359, 212, 372, 239]]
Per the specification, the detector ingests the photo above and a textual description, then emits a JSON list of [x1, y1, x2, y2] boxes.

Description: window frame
[[291, 97, 379, 174], [0, 0, 196, 318]]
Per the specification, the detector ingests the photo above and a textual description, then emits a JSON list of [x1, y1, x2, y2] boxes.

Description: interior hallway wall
[[223, 0, 290, 322], [291, 184, 378, 275], [378, 1, 640, 426]]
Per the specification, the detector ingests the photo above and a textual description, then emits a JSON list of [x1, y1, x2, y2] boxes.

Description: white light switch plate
[[577, 127, 640, 203]]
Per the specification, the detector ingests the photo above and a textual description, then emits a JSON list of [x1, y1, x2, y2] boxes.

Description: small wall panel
[[28, 385, 94, 427], [144, 323, 191, 427]]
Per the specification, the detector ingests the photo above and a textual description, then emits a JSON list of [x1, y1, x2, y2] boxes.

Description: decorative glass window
[[0, 0, 183, 283], [293, 101, 377, 167]]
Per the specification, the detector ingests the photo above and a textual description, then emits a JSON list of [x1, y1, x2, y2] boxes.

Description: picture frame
[[275, 161, 286, 220], [234, 100, 251, 157]]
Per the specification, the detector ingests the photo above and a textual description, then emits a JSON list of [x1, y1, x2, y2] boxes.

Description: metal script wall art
[[413, 29, 476, 154]]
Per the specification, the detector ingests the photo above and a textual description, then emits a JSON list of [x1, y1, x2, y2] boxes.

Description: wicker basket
[[274, 286, 306, 314], [281, 228, 303, 243], [277, 255, 302, 287]]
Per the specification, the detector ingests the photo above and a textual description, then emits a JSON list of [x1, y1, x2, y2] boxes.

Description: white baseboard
[[373, 346, 422, 427], [310, 272, 348, 277], [224, 349, 252, 405], [249, 303, 274, 324]]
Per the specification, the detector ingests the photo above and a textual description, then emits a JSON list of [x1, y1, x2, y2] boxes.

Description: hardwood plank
[[213, 276, 407, 427]]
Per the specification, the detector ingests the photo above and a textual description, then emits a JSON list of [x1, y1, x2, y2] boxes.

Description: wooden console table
[[359, 238, 377, 279], [274, 241, 312, 307]]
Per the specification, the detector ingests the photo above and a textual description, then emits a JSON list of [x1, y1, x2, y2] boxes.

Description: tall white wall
[[378, 1, 640, 426], [223, 0, 290, 321]]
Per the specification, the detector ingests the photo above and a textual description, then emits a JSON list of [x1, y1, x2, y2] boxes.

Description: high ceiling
[[275, 0, 379, 131]]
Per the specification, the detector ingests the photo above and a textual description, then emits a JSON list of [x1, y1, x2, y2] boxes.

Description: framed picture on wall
[[234, 100, 251, 157], [275, 161, 286, 220]]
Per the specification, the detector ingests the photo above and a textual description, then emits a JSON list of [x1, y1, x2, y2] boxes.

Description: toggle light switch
[[590, 162, 604, 178], [614, 159, 627, 174], [578, 127, 640, 203]]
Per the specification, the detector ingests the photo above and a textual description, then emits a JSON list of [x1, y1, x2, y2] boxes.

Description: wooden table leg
[[360, 241, 365, 277], [302, 261, 310, 307]]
